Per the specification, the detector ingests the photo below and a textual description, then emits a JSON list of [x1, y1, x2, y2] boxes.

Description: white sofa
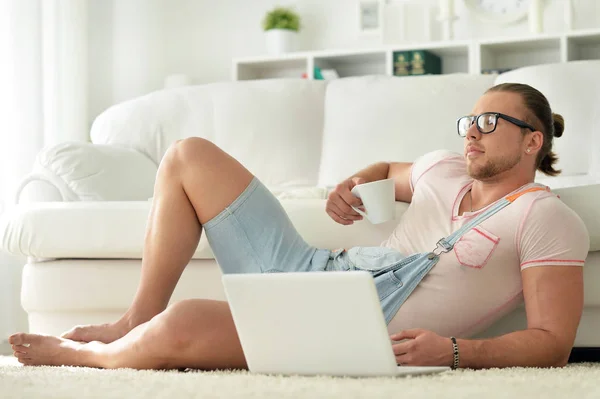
[[1, 60, 599, 348]]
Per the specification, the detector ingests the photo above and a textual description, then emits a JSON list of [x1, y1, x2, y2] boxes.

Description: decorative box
[[392, 51, 412, 76], [409, 50, 442, 75], [393, 50, 442, 76]]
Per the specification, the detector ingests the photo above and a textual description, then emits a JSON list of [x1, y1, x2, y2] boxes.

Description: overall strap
[[431, 186, 549, 256]]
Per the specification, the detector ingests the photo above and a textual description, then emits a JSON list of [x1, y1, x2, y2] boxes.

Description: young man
[[9, 83, 589, 370]]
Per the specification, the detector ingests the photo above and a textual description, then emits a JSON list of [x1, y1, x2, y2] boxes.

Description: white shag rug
[[1, 356, 600, 399]]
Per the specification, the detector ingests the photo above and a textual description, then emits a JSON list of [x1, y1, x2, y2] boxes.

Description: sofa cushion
[[317, 74, 497, 188], [90, 85, 217, 163], [2, 184, 598, 260], [91, 80, 328, 189], [494, 60, 600, 180], [211, 80, 327, 188], [0, 198, 406, 260], [535, 173, 600, 189], [18, 142, 157, 202]]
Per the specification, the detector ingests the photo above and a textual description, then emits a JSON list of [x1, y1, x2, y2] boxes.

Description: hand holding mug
[[326, 177, 366, 225], [350, 178, 396, 225]]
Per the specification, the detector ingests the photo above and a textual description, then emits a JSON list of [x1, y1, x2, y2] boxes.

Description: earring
[[526, 149, 531, 153]]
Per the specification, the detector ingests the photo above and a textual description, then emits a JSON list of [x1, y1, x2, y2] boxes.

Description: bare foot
[[9, 333, 90, 367], [60, 321, 131, 344]]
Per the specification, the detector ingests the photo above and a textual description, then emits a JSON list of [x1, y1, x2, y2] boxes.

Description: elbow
[[549, 343, 572, 368], [538, 329, 573, 368], [553, 357, 569, 368], [553, 350, 571, 368]]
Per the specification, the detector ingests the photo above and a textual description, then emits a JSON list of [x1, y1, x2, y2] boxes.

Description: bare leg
[[11, 299, 247, 370], [61, 138, 254, 343]]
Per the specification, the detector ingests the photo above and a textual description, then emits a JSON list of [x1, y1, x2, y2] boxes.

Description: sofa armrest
[[16, 142, 158, 203]]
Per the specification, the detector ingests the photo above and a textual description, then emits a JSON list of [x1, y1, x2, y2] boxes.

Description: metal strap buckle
[[432, 239, 453, 256]]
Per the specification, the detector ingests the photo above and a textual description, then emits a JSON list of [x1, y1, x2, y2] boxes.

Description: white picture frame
[[358, 0, 384, 36]]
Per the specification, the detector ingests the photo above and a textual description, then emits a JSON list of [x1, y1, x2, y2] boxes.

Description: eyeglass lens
[[477, 113, 497, 133], [458, 113, 497, 136]]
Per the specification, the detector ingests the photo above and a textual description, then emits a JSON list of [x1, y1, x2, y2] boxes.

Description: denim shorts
[[203, 177, 332, 274], [203, 177, 408, 275]]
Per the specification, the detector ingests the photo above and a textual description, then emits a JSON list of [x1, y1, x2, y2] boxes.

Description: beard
[[467, 152, 522, 180]]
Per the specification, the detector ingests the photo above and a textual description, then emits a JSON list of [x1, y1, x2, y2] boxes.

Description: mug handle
[[351, 205, 367, 218], [350, 187, 367, 218]]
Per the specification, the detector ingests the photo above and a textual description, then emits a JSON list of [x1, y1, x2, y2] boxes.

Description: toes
[[14, 351, 31, 360], [17, 357, 35, 366], [9, 333, 26, 346], [12, 344, 29, 353], [9, 333, 44, 347]]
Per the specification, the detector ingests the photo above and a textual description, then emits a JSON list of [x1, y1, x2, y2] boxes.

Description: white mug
[[350, 178, 396, 224]]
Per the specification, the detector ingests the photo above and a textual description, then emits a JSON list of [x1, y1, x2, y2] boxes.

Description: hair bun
[[552, 113, 564, 138]]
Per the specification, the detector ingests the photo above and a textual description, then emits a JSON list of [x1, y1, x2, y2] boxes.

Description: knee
[[162, 137, 216, 170]]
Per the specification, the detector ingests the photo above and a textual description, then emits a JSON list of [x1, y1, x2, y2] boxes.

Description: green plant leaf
[[262, 7, 301, 32]]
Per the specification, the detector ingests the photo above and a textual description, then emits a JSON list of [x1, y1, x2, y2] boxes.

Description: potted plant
[[262, 7, 301, 55]]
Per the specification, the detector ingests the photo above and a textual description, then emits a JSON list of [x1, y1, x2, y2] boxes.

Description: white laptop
[[222, 271, 450, 377]]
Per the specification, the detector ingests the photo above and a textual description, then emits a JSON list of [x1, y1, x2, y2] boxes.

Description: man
[[9, 83, 589, 370]]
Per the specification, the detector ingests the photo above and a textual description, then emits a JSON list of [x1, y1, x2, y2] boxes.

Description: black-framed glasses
[[457, 112, 536, 137]]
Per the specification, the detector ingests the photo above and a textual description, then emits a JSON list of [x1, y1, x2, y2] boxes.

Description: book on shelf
[[314, 67, 340, 80], [393, 50, 442, 76]]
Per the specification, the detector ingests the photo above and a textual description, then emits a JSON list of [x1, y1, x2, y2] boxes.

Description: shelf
[[233, 30, 600, 80], [235, 57, 308, 80], [314, 51, 386, 78], [567, 31, 600, 62], [395, 44, 469, 74], [479, 37, 561, 72]]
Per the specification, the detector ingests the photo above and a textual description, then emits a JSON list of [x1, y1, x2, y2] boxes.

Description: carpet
[[1, 356, 600, 399]]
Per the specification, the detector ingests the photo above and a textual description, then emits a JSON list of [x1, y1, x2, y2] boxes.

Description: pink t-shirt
[[382, 150, 590, 338]]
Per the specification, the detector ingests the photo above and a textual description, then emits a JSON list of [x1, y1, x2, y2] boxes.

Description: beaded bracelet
[[450, 336, 460, 370]]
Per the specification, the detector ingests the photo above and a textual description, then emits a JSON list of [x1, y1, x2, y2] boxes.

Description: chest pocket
[[453, 226, 500, 269]]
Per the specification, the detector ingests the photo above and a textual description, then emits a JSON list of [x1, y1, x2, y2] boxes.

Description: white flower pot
[[265, 29, 297, 55]]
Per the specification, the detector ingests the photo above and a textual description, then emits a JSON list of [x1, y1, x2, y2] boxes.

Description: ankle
[[117, 313, 139, 332], [80, 341, 112, 369]]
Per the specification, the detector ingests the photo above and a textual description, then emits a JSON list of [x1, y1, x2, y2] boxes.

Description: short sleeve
[[409, 150, 462, 192], [518, 195, 589, 270]]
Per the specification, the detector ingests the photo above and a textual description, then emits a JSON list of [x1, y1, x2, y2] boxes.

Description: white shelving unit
[[233, 29, 600, 81], [567, 30, 600, 62]]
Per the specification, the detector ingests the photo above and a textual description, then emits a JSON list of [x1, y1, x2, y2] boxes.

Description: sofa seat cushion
[[0, 198, 407, 260], [2, 184, 598, 258]]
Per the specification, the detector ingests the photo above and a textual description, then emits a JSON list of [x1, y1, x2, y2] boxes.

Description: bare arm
[[326, 161, 414, 225], [350, 161, 413, 203], [391, 265, 583, 368], [456, 266, 583, 368]]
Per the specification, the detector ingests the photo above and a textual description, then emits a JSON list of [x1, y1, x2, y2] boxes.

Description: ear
[[526, 130, 544, 153]]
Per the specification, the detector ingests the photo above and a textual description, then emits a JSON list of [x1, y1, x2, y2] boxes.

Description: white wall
[[0, 0, 43, 340], [42, 0, 90, 146], [88, 0, 600, 122]]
